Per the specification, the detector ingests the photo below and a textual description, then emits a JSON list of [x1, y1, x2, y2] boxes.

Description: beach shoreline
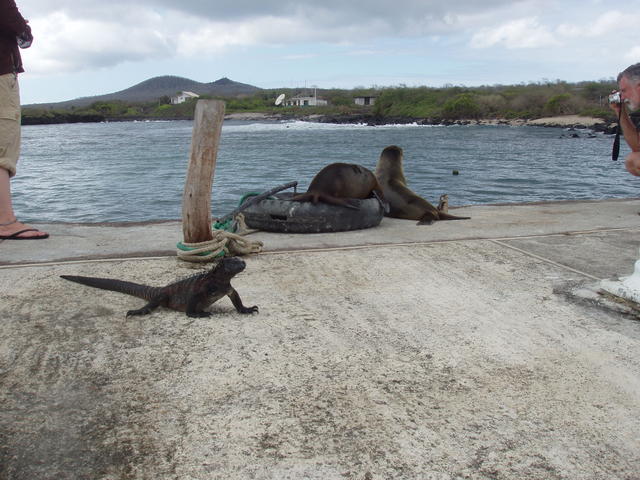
[[224, 112, 612, 131], [23, 110, 613, 131]]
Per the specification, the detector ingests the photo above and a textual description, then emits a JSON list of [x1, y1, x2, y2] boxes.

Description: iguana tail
[[60, 275, 159, 301]]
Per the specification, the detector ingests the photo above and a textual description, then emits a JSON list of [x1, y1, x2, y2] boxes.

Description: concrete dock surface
[[1, 198, 640, 479]]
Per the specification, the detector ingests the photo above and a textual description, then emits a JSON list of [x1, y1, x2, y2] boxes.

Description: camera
[[16, 24, 32, 49], [609, 92, 621, 104]]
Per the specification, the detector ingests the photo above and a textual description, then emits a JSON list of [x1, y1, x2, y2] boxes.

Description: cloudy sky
[[14, 0, 640, 104]]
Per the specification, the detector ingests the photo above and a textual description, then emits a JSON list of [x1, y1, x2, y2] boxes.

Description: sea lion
[[375, 145, 470, 225], [292, 162, 385, 209]]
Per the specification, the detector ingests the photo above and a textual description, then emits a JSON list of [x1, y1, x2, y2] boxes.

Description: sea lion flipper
[[417, 211, 438, 225], [328, 195, 360, 210], [345, 199, 361, 210], [291, 192, 311, 203], [318, 194, 359, 210], [372, 190, 390, 213], [437, 194, 449, 213], [293, 191, 360, 210], [438, 212, 471, 221], [416, 218, 435, 226]]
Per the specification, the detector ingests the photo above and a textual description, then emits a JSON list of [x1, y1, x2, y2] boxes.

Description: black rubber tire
[[241, 192, 384, 233]]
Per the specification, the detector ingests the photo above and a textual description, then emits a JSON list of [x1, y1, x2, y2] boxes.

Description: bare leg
[[0, 167, 48, 239]]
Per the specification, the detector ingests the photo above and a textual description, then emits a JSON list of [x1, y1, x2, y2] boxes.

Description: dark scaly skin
[[60, 257, 258, 318]]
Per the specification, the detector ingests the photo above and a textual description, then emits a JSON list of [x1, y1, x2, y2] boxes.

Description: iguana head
[[210, 257, 247, 278]]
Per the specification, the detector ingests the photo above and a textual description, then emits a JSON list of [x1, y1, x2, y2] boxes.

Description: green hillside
[[22, 79, 619, 125]]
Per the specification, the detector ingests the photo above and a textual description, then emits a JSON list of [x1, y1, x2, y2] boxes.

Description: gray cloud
[[22, 0, 529, 32], [17, 0, 632, 77]]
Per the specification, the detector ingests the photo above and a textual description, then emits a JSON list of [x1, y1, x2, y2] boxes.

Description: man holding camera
[[611, 63, 640, 177], [0, 0, 49, 239]]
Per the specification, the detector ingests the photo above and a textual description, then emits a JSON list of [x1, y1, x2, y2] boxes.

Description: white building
[[354, 96, 377, 106], [284, 95, 328, 107], [170, 91, 200, 104]]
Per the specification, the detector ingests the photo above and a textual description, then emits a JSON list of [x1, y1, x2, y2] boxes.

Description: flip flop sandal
[[0, 228, 49, 240]]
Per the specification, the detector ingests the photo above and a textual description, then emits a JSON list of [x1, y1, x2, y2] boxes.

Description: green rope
[[212, 192, 262, 232], [212, 218, 235, 232], [238, 192, 261, 206], [176, 191, 263, 257], [176, 241, 226, 258]]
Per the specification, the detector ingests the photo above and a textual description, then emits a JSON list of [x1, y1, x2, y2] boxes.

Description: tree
[[544, 94, 572, 115], [442, 94, 480, 119]]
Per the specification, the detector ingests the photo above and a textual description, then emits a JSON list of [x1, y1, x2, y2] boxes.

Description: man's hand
[[609, 91, 623, 116], [17, 22, 32, 49], [625, 152, 640, 176]]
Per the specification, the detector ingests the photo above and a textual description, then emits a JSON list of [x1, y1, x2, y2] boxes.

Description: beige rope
[[177, 214, 263, 263]]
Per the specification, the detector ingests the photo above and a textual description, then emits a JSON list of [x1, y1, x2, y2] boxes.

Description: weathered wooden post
[[182, 99, 225, 243]]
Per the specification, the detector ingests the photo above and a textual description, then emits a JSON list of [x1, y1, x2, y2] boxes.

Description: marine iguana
[[60, 257, 258, 318]]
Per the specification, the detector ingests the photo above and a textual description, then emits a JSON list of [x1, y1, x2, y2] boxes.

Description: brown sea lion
[[292, 163, 385, 209], [375, 145, 470, 225]]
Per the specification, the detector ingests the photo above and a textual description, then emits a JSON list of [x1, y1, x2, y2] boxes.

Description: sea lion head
[[375, 145, 405, 185]]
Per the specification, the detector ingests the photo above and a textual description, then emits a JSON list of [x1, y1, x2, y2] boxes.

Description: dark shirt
[[0, 0, 29, 75]]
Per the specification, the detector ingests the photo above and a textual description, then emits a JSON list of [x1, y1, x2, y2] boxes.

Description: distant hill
[[26, 76, 262, 109]]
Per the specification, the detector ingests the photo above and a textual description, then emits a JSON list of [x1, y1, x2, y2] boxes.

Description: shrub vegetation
[[22, 79, 618, 125]]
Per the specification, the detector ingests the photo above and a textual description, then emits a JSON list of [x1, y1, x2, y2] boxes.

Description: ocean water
[[12, 119, 637, 223]]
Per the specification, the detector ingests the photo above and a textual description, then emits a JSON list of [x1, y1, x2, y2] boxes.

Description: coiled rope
[[176, 182, 297, 263], [176, 213, 263, 262]]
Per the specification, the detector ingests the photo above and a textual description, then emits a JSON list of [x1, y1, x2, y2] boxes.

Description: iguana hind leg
[[126, 297, 162, 317], [185, 293, 214, 318], [127, 304, 157, 317], [186, 311, 212, 318]]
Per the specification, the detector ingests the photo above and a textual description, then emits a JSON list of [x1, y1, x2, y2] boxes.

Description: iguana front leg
[[228, 288, 259, 314]]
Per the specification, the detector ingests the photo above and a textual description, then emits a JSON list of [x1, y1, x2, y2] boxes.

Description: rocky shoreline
[[313, 114, 616, 133], [23, 110, 616, 134], [224, 112, 616, 134]]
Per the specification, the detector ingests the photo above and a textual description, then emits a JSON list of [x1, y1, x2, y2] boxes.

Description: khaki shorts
[[0, 73, 21, 178]]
